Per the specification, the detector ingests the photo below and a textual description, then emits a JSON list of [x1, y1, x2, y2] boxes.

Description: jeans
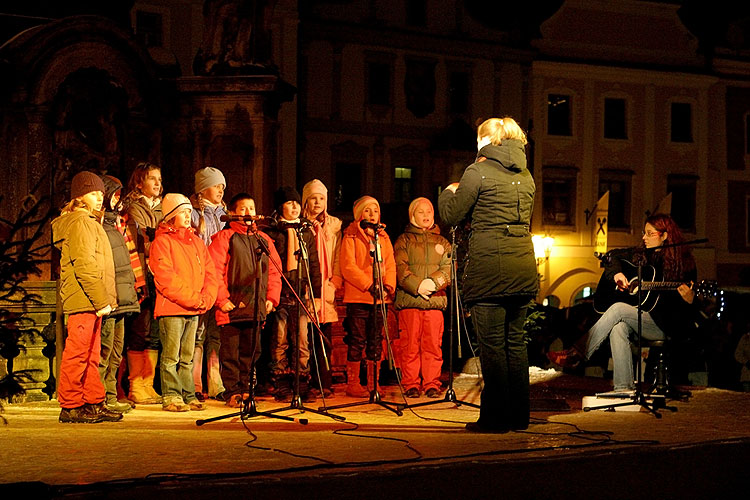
[[470, 298, 530, 430], [585, 302, 665, 391], [270, 306, 310, 375], [193, 309, 225, 396], [159, 315, 199, 405], [99, 315, 125, 404]]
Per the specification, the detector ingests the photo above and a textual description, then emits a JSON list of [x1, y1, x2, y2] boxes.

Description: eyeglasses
[[642, 230, 662, 237]]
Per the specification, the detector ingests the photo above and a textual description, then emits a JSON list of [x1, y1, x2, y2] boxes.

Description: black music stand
[[265, 221, 345, 422], [323, 225, 403, 416], [399, 225, 479, 411], [197, 222, 306, 427]]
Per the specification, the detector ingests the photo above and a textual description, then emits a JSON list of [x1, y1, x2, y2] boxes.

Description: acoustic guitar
[[593, 259, 717, 314]]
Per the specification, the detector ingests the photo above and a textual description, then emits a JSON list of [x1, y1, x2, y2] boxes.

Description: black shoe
[[425, 388, 440, 398], [86, 402, 123, 422], [59, 405, 103, 424], [212, 391, 226, 402], [465, 421, 508, 434], [194, 392, 206, 402], [273, 376, 293, 402], [405, 388, 420, 398], [105, 400, 133, 414]]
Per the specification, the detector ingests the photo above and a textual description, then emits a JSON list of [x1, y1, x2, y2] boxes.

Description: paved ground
[[2, 371, 749, 499]]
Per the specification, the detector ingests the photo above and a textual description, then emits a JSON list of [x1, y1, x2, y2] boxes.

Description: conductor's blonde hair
[[477, 117, 527, 146]]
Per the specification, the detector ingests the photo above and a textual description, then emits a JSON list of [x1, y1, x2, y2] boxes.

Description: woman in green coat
[[438, 117, 538, 433]]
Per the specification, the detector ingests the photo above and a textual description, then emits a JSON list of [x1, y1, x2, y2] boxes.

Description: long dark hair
[[644, 213, 695, 280]]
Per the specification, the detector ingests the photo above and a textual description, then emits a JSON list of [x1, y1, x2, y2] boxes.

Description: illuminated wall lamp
[[532, 234, 554, 265]]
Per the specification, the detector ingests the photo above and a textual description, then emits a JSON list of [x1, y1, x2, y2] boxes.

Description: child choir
[[54, 168, 450, 423]]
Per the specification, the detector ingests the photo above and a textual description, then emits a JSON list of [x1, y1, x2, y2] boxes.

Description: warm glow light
[[532, 234, 555, 261]]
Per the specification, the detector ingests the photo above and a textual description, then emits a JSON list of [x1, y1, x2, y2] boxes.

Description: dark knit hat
[[101, 175, 123, 212], [70, 171, 105, 200], [273, 186, 301, 211]]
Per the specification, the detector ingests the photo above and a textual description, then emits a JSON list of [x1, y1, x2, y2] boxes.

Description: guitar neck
[[640, 281, 684, 291]]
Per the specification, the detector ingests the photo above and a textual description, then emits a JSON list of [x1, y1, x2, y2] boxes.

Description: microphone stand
[[324, 226, 403, 416], [265, 220, 345, 422], [197, 223, 305, 427], [399, 225, 479, 410], [582, 240, 706, 417]]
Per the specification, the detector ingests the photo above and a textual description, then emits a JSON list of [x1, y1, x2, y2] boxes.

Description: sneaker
[[59, 405, 102, 424], [212, 391, 226, 402], [194, 392, 206, 402], [105, 400, 133, 414], [188, 400, 206, 411], [86, 402, 123, 422], [405, 388, 420, 398], [425, 388, 440, 398], [162, 402, 190, 412]]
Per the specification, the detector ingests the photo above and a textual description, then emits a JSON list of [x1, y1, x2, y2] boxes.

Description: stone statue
[[193, 0, 274, 76]]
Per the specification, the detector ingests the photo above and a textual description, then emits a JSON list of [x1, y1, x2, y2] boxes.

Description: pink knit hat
[[352, 195, 379, 221], [408, 197, 433, 227], [302, 179, 327, 212]]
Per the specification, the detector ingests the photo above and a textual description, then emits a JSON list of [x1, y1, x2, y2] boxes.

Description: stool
[[644, 339, 690, 400]]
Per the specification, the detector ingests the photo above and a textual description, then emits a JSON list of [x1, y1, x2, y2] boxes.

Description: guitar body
[[593, 260, 661, 314]]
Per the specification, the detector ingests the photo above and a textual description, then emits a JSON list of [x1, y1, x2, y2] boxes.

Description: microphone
[[360, 220, 384, 231], [220, 214, 268, 222], [278, 219, 313, 229]]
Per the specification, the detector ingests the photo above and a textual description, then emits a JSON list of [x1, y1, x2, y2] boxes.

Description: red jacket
[[150, 224, 219, 318], [209, 221, 282, 326], [340, 221, 396, 304]]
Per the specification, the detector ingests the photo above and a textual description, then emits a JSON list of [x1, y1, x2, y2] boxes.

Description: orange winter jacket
[[150, 224, 219, 318], [339, 221, 396, 304]]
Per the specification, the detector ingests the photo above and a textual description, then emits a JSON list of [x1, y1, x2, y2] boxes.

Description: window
[[406, 0, 427, 27], [448, 71, 470, 114], [543, 166, 577, 226], [367, 62, 391, 106], [394, 167, 413, 203], [598, 169, 633, 230], [604, 98, 627, 140], [547, 94, 572, 136], [671, 102, 693, 143], [667, 174, 697, 232], [135, 11, 163, 48], [335, 162, 362, 211]]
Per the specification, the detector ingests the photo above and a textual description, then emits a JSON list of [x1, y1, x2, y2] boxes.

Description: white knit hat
[[162, 193, 192, 221], [194, 167, 226, 194]]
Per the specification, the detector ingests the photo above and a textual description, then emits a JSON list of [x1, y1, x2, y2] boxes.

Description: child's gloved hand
[[417, 279, 436, 300], [265, 300, 274, 314]]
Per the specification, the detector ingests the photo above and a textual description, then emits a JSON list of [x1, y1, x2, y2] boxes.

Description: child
[[122, 162, 163, 405], [98, 175, 142, 414], [265, 186, 321, 402], [209, 193, 282, 407], [52, 171, 122, 423], [393, 197, 451, 398], [190, 166, 228, 401], [339, 195, 397, 397], [301, 179, 342, 398], [150, 193, 219, 412]]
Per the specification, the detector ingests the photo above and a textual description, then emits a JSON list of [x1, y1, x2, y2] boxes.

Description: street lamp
[[532, 234, 554, 266]]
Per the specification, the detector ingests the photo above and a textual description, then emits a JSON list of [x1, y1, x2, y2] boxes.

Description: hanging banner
[[593, 191, 609, 255]]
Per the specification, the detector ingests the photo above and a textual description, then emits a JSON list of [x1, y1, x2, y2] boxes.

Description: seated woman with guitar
[[548, 213, 697, 394]]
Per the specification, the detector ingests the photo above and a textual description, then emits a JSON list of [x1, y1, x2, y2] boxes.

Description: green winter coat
[[52, 209, 117, 314], [438, 140, 538, 304], [393, 223, 451, 310]]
